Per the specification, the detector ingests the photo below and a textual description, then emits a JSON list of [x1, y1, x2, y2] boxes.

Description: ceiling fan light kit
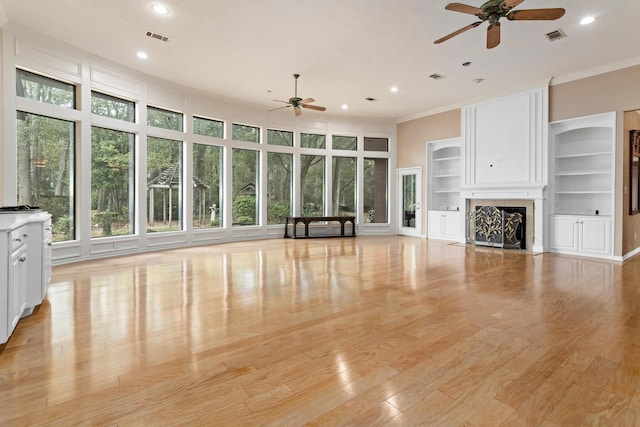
[[269, 74, 327, 116], [434, 0, 565, 49]]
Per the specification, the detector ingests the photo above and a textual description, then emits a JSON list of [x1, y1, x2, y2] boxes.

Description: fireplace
[[467, 205, 526, 250]]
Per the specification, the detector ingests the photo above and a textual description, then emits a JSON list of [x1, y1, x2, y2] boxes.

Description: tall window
[[333, 135, 357, 151], [301, 133, 326, 149], [16, 113, 75, 241], [267, 152, 292, 224], [193, 116, 223, 138], [17, 69, 75, 109], [147, 137, 183, 232], [332, 157, 356, 216], [363, 158, 388, 223], [300, 154, 325, 216], [91, 127, 135, 237], [91, 92, 135, 122], [147, 106, 183, 131], [232, 148, 259, 225], [267, 129, 293, 146], [232, 123, 260, 143], [193, 143, 223, 228]]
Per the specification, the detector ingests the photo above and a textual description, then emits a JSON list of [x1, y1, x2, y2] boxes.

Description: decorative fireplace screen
[[467, 206, 526, 250]]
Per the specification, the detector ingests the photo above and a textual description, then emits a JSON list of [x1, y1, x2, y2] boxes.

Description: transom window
[[232, 123, 260, 143], [193, 116, 224, 138], [16, 69, 75, 109], [91, 91, 135, 122], [147, 106, 184, 131]]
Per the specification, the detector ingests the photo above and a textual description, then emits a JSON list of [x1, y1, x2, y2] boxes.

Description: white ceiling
[[1, 0, 640, 121]]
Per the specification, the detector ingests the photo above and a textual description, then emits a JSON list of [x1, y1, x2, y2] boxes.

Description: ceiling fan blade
[[300, 98, 315, 104], [272, 99, 290, 104], [502, 0, 525, 9], [507, 8, 565, 21], [301, 103, 326, 112], [445, 3, 483, 15], [487, 22, 501, 49], [268, 105, 291, 112], [294, 106, 302, 116], [434, 21, 482, 44]]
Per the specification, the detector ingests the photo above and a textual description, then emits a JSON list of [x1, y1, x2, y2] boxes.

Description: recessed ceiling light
[[580, 16, 595, 25], [137, 51, 149, 59], [341, 104, 349, 110], [390, 86, 398, 93], [152, 4, 170, 15]]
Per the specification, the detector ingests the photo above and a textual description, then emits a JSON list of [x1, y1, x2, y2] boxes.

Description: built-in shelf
[[428, 140, 461, 213], [427, 138, 463, 242], [555, 170, 610, 176], [548, 112, 615, 258]]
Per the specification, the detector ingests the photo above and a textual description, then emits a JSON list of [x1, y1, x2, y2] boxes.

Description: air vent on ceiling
[[546, 29, 566, 41], [146, 31, 169, 42], [429, 73, 446, 80]]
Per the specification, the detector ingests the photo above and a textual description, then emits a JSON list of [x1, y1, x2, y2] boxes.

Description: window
[[267, 152, 292, 224], [332, 157, 356, 216], [232, 148, 259, 225], [267, 129, 293, 146], [147, 137, 183, 232], [301, 133, 325, 149], [364, 137, 388, 152], [147, 106, 183, 131], [232, 123, 260, 143], [333, 135, 357, 151], [193, 116, 224, 138], [91, 92, 135, 122], [363, 158, 388, 223], [16, 69, 75, 109], [16, 112, 75, 241], [300, 154, 325, 216], [193, 143, 223, 228], [91, 127, 135, 237]]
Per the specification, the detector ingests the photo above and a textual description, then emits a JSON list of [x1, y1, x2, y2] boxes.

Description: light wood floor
[[2, 236, 640, 426]]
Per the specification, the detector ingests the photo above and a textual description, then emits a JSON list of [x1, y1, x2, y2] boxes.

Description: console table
[[284, 216, 356, 238]]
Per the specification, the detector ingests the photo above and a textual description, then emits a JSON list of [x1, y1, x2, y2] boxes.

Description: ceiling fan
[[270, 74, 326, 116], [434, 0, 565, 49]]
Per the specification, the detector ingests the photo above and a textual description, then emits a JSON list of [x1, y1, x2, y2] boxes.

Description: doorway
[[397, 167, 422, 237]]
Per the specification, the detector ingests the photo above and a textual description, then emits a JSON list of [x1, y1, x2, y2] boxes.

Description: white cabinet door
[[580, 217, 611, 255], [443, 212, 461, 240], [550, 215, 579, 252], [428, 211, 445, 238], [8, 244, 28, 333]]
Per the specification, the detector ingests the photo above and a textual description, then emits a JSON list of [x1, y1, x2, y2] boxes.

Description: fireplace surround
[[465, 199, 536, 251]]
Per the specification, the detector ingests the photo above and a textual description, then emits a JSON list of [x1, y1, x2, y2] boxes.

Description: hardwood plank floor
[[1, 236, 639, 426]]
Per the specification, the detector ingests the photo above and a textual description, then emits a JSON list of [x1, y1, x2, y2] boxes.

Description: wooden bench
[[284, 216, 356, 239]]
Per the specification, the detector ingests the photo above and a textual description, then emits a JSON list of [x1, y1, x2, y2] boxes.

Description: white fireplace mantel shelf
[[460, 184, 546, 201]]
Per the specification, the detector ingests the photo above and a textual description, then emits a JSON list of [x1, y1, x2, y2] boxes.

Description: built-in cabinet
[[548, 112, 615, 258], [428, 210, 461, 241], [427, 138, 463, 241], [550, 215, 611, 256], [1, 212, 52, 343]]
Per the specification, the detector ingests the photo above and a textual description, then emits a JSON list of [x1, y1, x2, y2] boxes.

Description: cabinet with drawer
[[1, 221, 29, 343], [1, 212, 52, 343]]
